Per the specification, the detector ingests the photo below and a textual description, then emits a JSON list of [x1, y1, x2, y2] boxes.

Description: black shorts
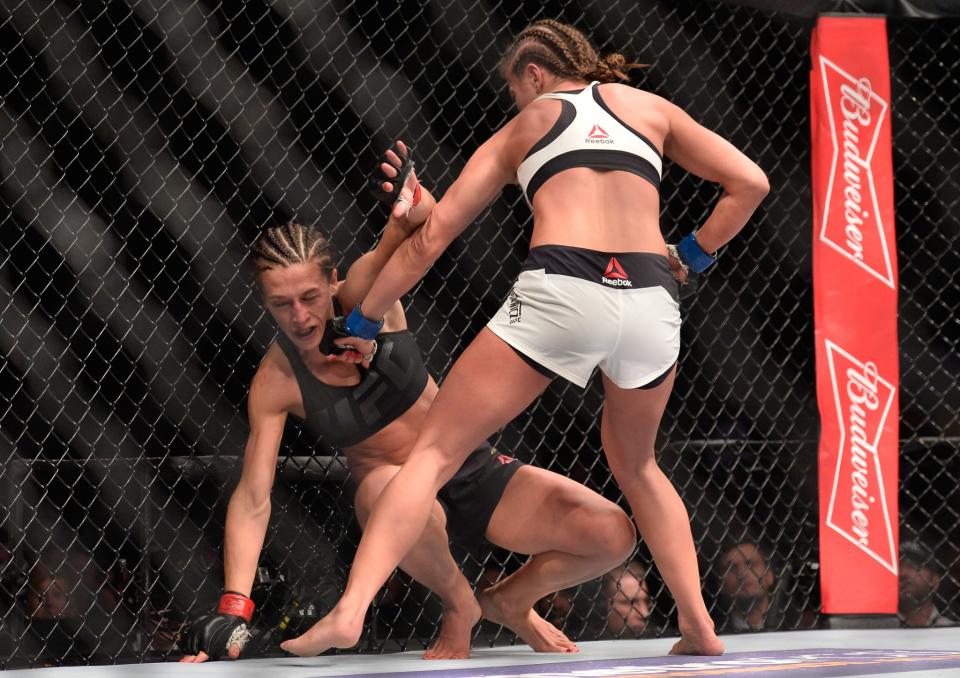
[[437, 442, 523, 551]]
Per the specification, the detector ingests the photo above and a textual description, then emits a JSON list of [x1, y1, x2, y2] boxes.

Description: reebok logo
[[601, 257, 632, 287], [586, 124, 614, 145]]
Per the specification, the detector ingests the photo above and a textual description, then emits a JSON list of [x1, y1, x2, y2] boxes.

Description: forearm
[[361, 214, 445, 319], [338, 189, 438, 310], [355, 131, 509, 321], [695, 183, 768, 254], [223, 490, 271, 596]]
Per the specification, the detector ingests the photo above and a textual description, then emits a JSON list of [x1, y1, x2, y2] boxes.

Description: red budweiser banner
[[811, 16, 899, 613]]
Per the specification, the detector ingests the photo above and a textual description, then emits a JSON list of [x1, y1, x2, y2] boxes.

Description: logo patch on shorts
[[602, 257, 632, 287], [508, 288, 522, 323]]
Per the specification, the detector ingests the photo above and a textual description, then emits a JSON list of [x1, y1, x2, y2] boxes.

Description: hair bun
[[604, 53, 627, 70], [586, 52, 628, 82]]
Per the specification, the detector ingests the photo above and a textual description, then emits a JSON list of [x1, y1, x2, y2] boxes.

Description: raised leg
[[353, 467, 479, 659]]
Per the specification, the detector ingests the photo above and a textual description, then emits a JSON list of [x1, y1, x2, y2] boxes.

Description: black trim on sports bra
[[591, 85, 662, 159], [525, 149, 662, 203], [522, 99, 576, 161]]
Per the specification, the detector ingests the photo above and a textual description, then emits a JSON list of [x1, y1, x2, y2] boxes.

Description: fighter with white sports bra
[[488, 82, 679, 389]]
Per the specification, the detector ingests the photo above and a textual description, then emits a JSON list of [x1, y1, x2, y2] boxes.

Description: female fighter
[[180, 145, 638, 661], [282, 20, 768, 658]]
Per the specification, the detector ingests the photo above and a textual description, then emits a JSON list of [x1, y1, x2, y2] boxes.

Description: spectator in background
[[23, 548, 88, 663], [599, 562, 652, 638], [899, 541, 956, 627], [717, 542, 779, 632], [22, 546, 131, 663]]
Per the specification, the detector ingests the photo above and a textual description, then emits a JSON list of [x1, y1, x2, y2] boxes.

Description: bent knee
[[591, 507, 638, 562], [353, 466, 401, 524]]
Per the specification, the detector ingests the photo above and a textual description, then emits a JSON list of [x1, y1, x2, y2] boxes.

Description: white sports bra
[[516, 82, 663, 206]]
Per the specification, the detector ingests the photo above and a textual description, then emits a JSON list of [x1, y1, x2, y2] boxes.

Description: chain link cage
[[1, 0, 957, 667]]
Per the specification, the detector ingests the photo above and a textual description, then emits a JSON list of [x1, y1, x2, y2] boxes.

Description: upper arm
[[237, 355, 290, 502], [661, 98, 769, 193], [336, 252, 380, 313]]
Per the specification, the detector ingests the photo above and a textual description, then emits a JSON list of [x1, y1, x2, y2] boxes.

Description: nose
[[291, 300, 309, 324]]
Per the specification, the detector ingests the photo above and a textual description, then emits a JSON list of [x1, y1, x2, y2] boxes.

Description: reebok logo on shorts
[[586, 124, 614, 145], [602, 257, 633, 287]]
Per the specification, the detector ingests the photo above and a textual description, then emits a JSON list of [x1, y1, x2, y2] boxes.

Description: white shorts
[[487, 245, 681, 389]]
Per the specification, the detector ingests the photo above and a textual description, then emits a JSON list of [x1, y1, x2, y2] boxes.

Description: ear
[[525, 61, 544, 90], [329, 268, 339, 286]]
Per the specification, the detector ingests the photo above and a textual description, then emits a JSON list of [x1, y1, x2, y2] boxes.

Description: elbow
[[233, 482, 271, 517], [744, 166, 770, 202], [724, 167, 769, 213]]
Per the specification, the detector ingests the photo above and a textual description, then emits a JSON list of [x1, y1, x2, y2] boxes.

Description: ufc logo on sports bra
[[585, 124, 614, 145]]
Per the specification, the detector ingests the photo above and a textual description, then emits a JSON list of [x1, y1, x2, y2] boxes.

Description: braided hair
[[249, 222, 335, 282], [500, 19, 644, 84]]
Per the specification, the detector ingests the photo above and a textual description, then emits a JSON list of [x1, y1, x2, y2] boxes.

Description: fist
[[180, 592, 255, 662], [184, 612, 252, 660]]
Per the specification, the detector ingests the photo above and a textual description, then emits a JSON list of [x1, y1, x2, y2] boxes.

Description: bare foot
[[669, 625, 724, 656], [478, 586, 579, 653], [280, 607, 363, 657], [423, 595, 481, 659]]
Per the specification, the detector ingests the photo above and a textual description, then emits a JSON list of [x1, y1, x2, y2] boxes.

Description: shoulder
[[250, 343, 299, 415], [596, 82, 672, 112], [496, 99, 564, 167], [512, 97, 567, 132]]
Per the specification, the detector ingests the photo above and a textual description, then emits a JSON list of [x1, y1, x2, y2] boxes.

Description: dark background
[[0, 0, 957, 666]]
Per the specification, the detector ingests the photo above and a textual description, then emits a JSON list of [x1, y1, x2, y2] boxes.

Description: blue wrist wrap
[[677, 232, 717, 273], [345, 306, 383, 340]]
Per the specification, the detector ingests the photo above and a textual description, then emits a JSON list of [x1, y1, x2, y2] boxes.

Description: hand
[[665, 244, 689, 285], [328, 336, 378, 369], [180, 592, 254, 662], [368, 140, 424, 221], [179, 612, 250, 662], [381, 141, 423, 221]]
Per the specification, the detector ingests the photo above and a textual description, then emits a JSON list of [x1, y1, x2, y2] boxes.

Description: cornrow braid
[[500, 19, 645, 85], [249, 222, 335, 280]]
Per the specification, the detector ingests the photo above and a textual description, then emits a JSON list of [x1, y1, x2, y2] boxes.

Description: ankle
[[679, 613, 716, 637]]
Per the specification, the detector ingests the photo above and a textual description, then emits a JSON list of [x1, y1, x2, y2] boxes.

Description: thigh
[[600, 366, 676, 477], [484, 464, 624, 555], [355, 465, 447, 529], [411, 328, 554, 478]]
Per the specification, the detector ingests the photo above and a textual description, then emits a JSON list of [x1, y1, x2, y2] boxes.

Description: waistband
[[521, 244, 677, 293]]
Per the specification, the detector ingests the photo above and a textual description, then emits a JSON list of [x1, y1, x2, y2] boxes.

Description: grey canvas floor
[[5, 628, 960, 678]]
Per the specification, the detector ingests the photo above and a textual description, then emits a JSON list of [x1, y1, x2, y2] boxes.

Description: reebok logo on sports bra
[[585, 124, 614, 144], [602, 257, 633, 287]]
